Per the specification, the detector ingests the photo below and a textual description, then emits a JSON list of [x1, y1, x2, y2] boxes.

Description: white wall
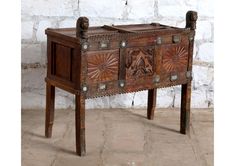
[[21, 0, 214, 109]]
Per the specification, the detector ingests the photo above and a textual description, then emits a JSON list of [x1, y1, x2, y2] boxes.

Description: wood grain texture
[[125, 47, 154, 79], [55, 44, 72, 81], [162, 46, 188, 73], [180, 83, 192, 134], [75, 94, 86, 156], [147, 89, 157, 120], [45, 11, 198, 156], [45, 83, 55, 138], [86, 50, 119, 83]]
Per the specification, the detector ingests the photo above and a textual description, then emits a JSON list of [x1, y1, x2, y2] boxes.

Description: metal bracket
[[186, 71, 193, 80], [99, 41, 109, 49], [156, 37, 162, 45], [186, 71, 192, 78], [98, 83, 106, 90], [172, 35, 181, 43], [153, 75, 160, 85], [170, 74, 178, 81]]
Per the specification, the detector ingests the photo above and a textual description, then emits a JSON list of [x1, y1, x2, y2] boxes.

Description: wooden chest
[[45, 11, 197, 156]]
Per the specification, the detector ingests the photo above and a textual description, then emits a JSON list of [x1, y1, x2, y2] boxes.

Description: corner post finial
[[76, 17, 89, 39], [186, 11, 198, 30]]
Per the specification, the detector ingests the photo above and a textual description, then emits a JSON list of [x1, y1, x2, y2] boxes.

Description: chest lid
[[45, 19, 190, 42]]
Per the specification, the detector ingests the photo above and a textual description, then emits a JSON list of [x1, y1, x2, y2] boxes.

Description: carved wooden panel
[[161, 45, 188, 73], [86, 49, 119, 83], [125, 47, 154, 79]]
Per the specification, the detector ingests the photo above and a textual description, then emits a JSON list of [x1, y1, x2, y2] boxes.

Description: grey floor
[[22, 108, 213, 166]]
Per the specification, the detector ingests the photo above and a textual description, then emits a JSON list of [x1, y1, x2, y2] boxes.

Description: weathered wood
[[76, 17, 89, 39], [44, 11, 198, 156], [45, 83, 55, 138], [186, 11, 198, 30], [45, 77, 76, 95], [180, 83, 192, 134], [147, 89, 157, 120], [102, 25, 137, 33], [75, 94, 86, 156]]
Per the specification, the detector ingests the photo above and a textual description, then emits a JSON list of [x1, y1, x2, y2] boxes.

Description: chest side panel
[[157, 35, 192, 86], [161, 44, 188, 73]]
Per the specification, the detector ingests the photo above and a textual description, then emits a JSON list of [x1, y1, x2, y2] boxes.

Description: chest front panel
[[81, 33, 192, 98]]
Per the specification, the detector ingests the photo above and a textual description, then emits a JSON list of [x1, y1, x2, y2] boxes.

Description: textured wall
[[21, 0, 214, 109]]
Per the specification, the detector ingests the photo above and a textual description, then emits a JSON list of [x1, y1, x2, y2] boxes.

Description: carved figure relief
[[86, 50, 119, 83], [162, 46, 188, 72], [76, 17, 89, 38], [126, 48, 154, 79]]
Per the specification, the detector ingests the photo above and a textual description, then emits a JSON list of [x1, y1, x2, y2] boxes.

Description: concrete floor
[[22, 108, 213, 166]]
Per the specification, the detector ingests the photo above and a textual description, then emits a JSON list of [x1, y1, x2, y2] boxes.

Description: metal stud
[[156, 37, 162, 45], [99, 83, 106, 90], [82, 85, 88, 92], [153, 75, 160, 84], [189, 35, 194, 41], [186, 71, 192, 78], [120, 41, 127, 48], [119, 81, 125, 88], [170, 74, 178, 81], [82, 42, 89, 50], [172, 35, 181, 43], [100, 41, 109, 49]]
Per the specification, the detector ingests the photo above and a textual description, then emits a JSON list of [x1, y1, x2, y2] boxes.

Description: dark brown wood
[[54, 44, 72, 81], [180, 83, 192, 134], [180, 11, 197, 134], [75, 94, 86, 156], [76, 17, 89, 39], [45, 83, 55, 138], [125, 47, 154, 79], [186, 11, 198, 30], [102, 25, 137, 33], [147, 89, 157, 120], [86, 49, 119, 83], [44, 10, 197, 156]]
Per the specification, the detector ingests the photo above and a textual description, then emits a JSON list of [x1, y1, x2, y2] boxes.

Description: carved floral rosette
[[162, 46, 188, 73], [86, 50, 119, 83]]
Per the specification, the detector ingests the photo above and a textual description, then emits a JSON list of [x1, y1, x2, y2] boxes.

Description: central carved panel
[[125, 47, 154, 79]]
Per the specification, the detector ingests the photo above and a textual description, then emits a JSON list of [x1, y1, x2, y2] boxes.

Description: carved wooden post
[[186, 10, 198, 30], [75, 17, 89, 156], [180, 11, 197, 134], [75, 94, 86, 156], [76, 17, 89, 39], [147, 89, 157, 120]]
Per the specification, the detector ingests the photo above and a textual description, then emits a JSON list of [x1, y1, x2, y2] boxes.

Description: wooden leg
[[180, 83, 192, 134], [147, 88, 157, 120], [75, 94, 86, 156], [45, 83, 55, 138]]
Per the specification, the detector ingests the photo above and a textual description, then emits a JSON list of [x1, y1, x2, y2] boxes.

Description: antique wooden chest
[[45, 11, 197, 156]]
